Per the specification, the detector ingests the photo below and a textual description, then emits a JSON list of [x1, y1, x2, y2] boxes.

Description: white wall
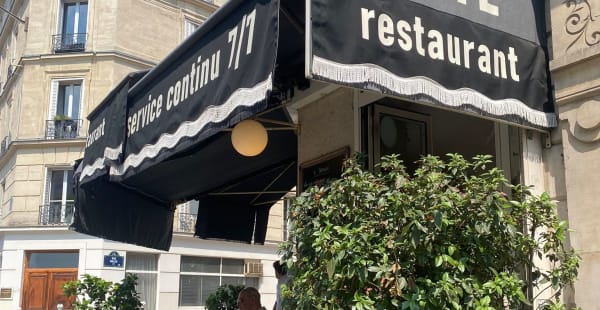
[[0, 229, 280, 310]]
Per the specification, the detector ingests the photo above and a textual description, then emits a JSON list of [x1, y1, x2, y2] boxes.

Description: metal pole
[[0, 5, 26, 24]]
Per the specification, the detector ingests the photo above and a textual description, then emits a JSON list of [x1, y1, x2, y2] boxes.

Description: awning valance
[[308, 0, 555, 129]]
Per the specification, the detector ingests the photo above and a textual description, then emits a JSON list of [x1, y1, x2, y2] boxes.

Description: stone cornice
[[21, 50, 157, 67], [550, 43, 600, 72], [0, 138, 85, 168]]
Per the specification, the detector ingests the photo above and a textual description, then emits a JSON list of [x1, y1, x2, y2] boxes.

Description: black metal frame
[[52, 33, 87, 52]]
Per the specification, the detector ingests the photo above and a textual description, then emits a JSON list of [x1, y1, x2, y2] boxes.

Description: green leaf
[[435, 256, 443, 267]]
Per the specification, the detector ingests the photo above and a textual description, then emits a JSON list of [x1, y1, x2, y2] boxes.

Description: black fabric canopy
[[73, 0, 299, 250], [73, 0, 555, 250]]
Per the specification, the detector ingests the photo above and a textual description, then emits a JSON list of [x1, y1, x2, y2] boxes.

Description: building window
[[26, 252, 79, 269], [176, 200, 198, 233], [179, 256, 258, 307], [47, 79, 83, 139], [183, 18, 200, 39], [54, 1, 88, 52], [41, 169, 74, 225], [363, 104, 431, 173], [126, 253, 158, 310]]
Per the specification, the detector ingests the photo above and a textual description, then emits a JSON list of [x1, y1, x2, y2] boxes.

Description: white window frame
[[56, 0, 89, 47], [48, 78, 84, 121], [183, 18, 201, 40], [43, 167, 74, 223], [179, 256, 256, 307]]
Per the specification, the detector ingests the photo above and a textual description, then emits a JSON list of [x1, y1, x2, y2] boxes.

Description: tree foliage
[[281, 154, 580, 309], [63, 273, 143, 309], [205, 284, 245, 310]]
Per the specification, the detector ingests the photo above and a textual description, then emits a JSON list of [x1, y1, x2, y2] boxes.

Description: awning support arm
[[250, 161, 296, 205], [207, 190, 292, 196]]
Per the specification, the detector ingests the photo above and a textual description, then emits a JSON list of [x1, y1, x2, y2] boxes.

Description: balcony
[[52, 33, 87, 53], [45, 119, 83, 140], [39, 202, 75, 226], [174, 212, 197, 233]]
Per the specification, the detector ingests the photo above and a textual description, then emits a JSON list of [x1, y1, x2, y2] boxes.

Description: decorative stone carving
[[565, 0, 600, 51], [567, 98, 600, 142]]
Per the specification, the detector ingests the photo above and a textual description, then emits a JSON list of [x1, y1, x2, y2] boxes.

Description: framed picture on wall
[[299, 147, 350, 192]]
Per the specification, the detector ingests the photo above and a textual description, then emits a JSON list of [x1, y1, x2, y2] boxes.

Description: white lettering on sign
[[457, 0, 499, 16], [361, 8, 520, 82], [126, 8, 258, 138]]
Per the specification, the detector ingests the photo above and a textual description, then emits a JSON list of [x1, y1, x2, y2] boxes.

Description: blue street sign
[[103, 251, 124, 268]]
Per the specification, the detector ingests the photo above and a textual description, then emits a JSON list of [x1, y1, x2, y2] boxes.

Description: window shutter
[[48, 80, 59, 120], [43, 169, 52, 205], [184, 20, 199, 39]]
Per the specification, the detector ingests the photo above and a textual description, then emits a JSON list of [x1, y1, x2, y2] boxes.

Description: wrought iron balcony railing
[[174, 212, 197, 233], [52, 33, 87, 53], [45, 119, 83, 140], [39, 202, 75, 226]]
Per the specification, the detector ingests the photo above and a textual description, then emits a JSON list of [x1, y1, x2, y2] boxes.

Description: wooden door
[[22, 271, 49, 310], [49, 271, 77, 309], [22, 269, 77, 310]]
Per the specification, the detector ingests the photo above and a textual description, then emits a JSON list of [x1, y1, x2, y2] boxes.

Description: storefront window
[[126, 253, 158, 310], [179, 256, 259, 307]]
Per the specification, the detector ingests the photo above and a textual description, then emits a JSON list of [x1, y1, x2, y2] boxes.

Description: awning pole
[[250, 161, 296, 205]]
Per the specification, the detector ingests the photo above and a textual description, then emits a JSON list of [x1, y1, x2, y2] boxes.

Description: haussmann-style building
[[0, 1, 289, 309]]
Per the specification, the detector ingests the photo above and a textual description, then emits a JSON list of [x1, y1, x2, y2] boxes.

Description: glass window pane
[[66, 170, 74, 201], [200, 276, 220, 306], [130, 272, 157, 310], [57, 85, 67, 116], [78, 3, 88, 34], [379, 114, 427, 172], [28, 252, 78, 268], [222, 276, 259, 288], [179, 275, 219, 306], [180, 256, 220, 273], [221, 258, 244, 274], [179, 275, 201, 306], [62, 3, 77, 34], [221, 276, 245, 286], [126, 253, 157, 271], [70, 84, 81, 119], [246, 277, 259, 289], [49, 170, 65, 201]]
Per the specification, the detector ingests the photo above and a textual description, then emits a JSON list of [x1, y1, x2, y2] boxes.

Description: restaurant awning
[[73, 0, 299, 250], [73, 0, 555, 250]]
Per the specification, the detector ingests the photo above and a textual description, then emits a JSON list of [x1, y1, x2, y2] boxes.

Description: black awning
[[73, 0, 294, 251], [73, 0, 557, 250], [308, 0, 556, 129], [77, 71, 147, 186]]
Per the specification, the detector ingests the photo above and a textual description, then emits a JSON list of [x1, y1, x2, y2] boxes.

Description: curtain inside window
[[126, 253, 158, 310]]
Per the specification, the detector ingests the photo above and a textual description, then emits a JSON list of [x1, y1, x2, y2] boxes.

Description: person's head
[[237, 287, 261, 310], [273, 260, 287, 279]]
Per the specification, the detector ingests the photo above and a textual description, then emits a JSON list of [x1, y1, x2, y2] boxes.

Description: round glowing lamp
[[231, 119, 268, 157]]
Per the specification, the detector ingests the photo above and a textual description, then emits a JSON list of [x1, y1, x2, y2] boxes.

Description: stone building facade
[[549, 0, 600, 309], [0, 1, 284, 309]]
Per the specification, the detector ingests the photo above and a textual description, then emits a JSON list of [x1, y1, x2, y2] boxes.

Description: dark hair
[[239, 287, 261, 307], [273, 260, 287, 275]]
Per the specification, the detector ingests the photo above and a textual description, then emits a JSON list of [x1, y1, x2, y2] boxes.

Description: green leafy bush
[[205, 284, 245, 310], [63, 273, 142, 309], [281, 154, 580, 309]]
